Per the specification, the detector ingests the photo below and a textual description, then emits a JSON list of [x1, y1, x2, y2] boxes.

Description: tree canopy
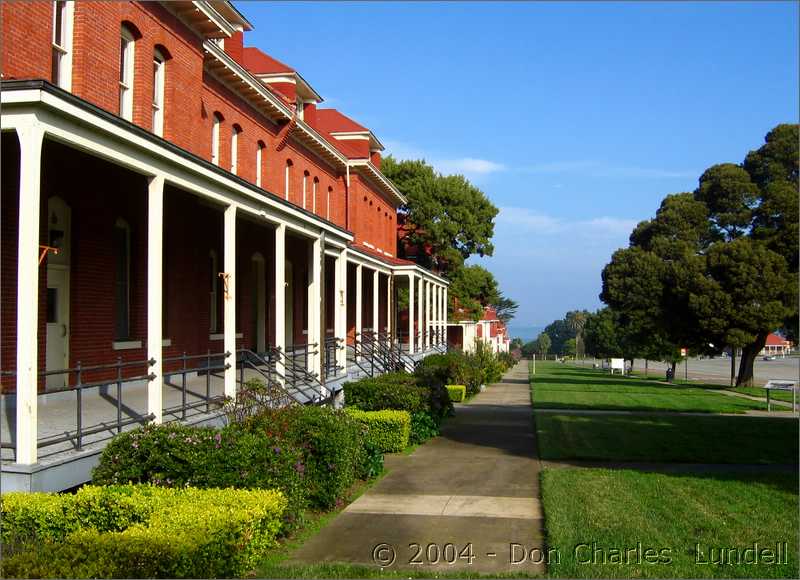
[[599, 124, 799, 386]]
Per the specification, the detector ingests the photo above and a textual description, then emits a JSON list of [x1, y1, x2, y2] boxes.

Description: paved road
[[288, 361, 545, 575], [577, 356, 799, 386]]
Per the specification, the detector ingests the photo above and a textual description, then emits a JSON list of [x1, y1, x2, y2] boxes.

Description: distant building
[[448, 306, 510, 354], [760, 333, 793, 357]]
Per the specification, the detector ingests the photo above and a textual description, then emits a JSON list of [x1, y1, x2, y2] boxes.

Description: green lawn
[[535, 412, 798, 464], [531, 362, 767, 413], [734, 386, 796, 404], [541, 468, 799, 578]]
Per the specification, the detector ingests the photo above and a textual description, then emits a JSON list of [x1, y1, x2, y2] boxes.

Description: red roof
[[242, 47, 294, 74], [315, 109, 368, 134], [765, 333, 790, 346], [352, 244, 415, 267]]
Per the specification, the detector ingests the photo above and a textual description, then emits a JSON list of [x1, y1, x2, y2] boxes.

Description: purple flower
[[273, 446, 281, 454]]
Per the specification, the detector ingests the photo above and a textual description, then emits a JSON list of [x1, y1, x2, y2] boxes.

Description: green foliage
[[600, 124, 799, 386], [535, 331, 551, 356], [92, 422, 307, 525], [1, 485, 287, 579], [448, 264, 500, 320], [382, 156, 498, 275], [543, 318, 576, 355], [345, 409, 411, 453], [492, 294, 518, 324], [239, 406, 365, 510], [446, 385, 467, 402], [409, 412, 440, 444]]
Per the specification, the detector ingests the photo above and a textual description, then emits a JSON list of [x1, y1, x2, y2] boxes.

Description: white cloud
[[519, 160, 695, 179], [382, 140, 505, 178], [495, 207, 637, 237]]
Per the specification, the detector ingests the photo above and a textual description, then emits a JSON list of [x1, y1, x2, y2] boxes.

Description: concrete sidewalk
[[288, 360, 545, 575]]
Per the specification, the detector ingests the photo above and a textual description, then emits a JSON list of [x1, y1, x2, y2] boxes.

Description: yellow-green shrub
[[1, 485, 286, 579], [446, 385, 467, 402], [346, 409, 411, 453]]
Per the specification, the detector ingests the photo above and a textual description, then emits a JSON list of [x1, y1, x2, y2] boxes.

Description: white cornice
[[348, 159, 406, 205]]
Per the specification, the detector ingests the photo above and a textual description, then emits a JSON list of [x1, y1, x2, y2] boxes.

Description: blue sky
[[242, 1, 798, 332]]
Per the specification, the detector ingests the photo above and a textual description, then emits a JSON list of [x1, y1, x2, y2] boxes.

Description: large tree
[[448, 264, 500, 321], [382, 156, 498, 275], [535, 332, 551, 356], [565, 310, 590, 357], [493, 294, 519, 324], [600, 124, 799, 386], [543, 318, 576, 355]]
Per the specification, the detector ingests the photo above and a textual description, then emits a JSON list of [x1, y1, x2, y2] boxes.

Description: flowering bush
[[92, 423, 306, 527]]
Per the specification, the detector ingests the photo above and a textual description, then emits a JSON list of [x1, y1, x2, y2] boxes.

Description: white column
[[307, 236, 322, 377], [15, 122, 44, 466], [386, 274, 392, 337], [439, 285, 445, 346], [334, 249, 347, 373], [424, 280, 431, 350], [355, 264, 363, 349], [147, 175, 164, 423], [274, 224, 286, 377], [407, 274, 415, 353], [442, 286, 447, 345], [416, 276, 423, 351], [434, 285, 440, 346], [372, 270, 379, 337], [223, 205, 237, 398]]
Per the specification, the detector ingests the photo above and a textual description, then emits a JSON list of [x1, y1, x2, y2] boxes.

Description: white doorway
[[45, 196, 71, 390]]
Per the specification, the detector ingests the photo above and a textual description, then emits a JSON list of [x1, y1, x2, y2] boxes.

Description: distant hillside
[[507, 324, 544, 343]]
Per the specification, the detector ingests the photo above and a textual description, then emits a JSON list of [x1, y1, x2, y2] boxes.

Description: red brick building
[[1, 0, 448, 468]]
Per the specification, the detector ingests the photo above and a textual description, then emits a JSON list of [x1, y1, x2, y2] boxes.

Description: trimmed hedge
[[446, 385, 467, 402], [1, 485, 286, 578], [346, 409, 411, 453], [92, 423, 307, 526], [235, 405, 365, 509]]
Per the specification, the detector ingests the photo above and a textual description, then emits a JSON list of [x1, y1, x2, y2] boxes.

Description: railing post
[[181, 352, 187, 420], [75, 362, 83, 451], [239, 350, 245, 387], [206, 349, 211, 414], [116, 356, 123, 434]]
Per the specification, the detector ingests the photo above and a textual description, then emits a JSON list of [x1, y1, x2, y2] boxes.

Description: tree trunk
[[669, 361, 677, 382], [736, 332, 769, 387], [645, 359, 648, 377], [729, 347, 736, 387]]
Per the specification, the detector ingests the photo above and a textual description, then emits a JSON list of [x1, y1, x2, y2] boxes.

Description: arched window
[[114, 218, 131, 340], [284, 159, 293, 200], [231, 124, 242, 175], [152, 48, 166, 135], [327, 186, 333, 220], [118, 25, 135, 120], [211, 112, 223, 165], [209, 250, 218, 332], [312, 177, 319, 214], [52, 1, 74, 89], [302, 170, 310, 208], [256, 140, 266, 188]]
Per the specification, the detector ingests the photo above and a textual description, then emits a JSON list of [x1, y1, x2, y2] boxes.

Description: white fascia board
[[348, 159, 406, 205], [193, 1, 236, 37], [203, 40, 292, 119], [391, 264, 449, 285], [212, 1, 254, 31], [346, 248, 392, 274], [294, 72, 323, 103], [2, 89, 352, 243], [294, 121, 348, 169], [330, 131, 384, 151]]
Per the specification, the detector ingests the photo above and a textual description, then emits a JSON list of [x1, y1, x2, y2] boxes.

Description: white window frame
[[211, 113, 222, 165], [312, 178, 318, 214], [284, 160, 292, 200], [302, 172, 308, 208], [256, 142, 264, 187], [327, 187, 331, 220], [118, 27, 135, 121], [52, 0, 74, 90], [152, 49, 165, 136], [231, 125, 240, 175]]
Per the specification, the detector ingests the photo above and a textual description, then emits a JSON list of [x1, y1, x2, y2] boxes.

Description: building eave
[[348, 159, 406, 205]]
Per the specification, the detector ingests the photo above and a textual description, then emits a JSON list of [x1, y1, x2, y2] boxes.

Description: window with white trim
[[231, 124, 241, 175], [211, 112, 222, 165], [312, 177, 319, 214], [327, 186, 333, 220], [118, 27, 135, 120], [302, 171, 309, 208], [256, 141, 265, 187], [152, 49, 165, 135], [52, 1, 74, 90], [114, 218, 131, 340], [284, 159, 293, 200]]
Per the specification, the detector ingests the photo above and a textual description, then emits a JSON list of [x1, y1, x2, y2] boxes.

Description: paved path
[[288, 361, 545, 575]]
